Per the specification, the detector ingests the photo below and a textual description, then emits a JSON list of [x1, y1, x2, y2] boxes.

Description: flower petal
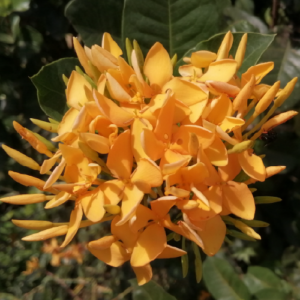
[[241, 62, 274, 87], [80, 189, 105, 222], [198, 215, 226, 256], [163, 78, 207, 106], [222, 181, 255, 220], [141, 128, 165, 161], [117, 184, 144, 226], [45, 191, 71, 209], [191, 51, 217, 68], [238, 150, 266, 182], [150, 196, 177, 218], [204, 137, 228, 167], [60, 203, 83, 247], [218, 153, 241, 182], [131, 223, 166, 267], [107, 130, 133, 180], [80, 132, 110, 154], [94, 89, 134, 127], [102, 32, 122, 58], [88, 240, 130, 267], [199, 59, 237, 82], [132, 264, 153, 286], [131, 158, 163, 193], [157, 245, 187, 259], [144, 42, 172, 90]]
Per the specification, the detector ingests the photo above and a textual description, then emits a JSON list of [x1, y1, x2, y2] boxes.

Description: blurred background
[[1, 0, 300, 299]]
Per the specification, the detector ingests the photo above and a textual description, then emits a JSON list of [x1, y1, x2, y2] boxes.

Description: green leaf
[[65, 0, 123, 47], [176, 32, 275, 76], [130, 279, 177, 300], [254, 289, 288, 300], [31, 58, 79, 121], [203, 257, 251, 300], [0, 0, 31, 17], [223, 7, 268, 33], [243, 266, 283, 294], [122, 0, 231, 59], [260, 38, 300, 111]]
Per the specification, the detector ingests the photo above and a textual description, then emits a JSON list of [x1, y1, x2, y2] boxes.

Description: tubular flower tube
[[2, 31, 297, 286]]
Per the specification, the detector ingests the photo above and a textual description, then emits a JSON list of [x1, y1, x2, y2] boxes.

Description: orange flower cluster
[[1, 32, 298, 285]]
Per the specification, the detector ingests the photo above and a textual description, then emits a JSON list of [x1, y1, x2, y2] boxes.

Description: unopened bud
[[103, 204, 121, 215], [235, 33, 247, 71], [2, 145, 40, 170], [30, 118, 58, 133], [0, 194, 52, 205], [125, 38, 133, 66], [274, 77, 298, 108], [262, 110, 298, 132], [254, 196, 282, 204], [171, 53, 177, 68], [133, 40, 144, 71], [254, 81, 280, 116], [227, 140, 253, 154]]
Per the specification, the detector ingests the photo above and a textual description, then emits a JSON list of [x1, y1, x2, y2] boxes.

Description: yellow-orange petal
[[73, 37, 94, 78], [241, 62, 274, 87], [218, 153, 241, 182], [131, 223, 166, 267], [266, 166, 286, 178], [198, 215, 226, 256], [87, 235, 115, 250], [154, 92, 175, 144], [112, 215, 138, 248], [204, 137, 228, 167], [131, 158, 163, 193], [206, 81, 240, 97], [40, 151, 62, 174], [206, 94, 233, 125], [45, 191, 71, 209], [191, 51, 217, 68], [60, 203, 83, 248], [163, 78, 207, 106], [106, 72, 131, 102], [102, 32, 122, 58], [101, 179, 125, 205], [94, 89, 134, 127], [222, 181, 255, 220], [132, 264, 153, 286], [129, 205, 157, 233], [144, 42, 172, 89], [141, 128, 165, 161], [181, 162, 209, 185], [131, 118, 152, 162], [66, 71, 89, 110], [199, 59, 237, 82], [80, 189, 105, 222], [238, 150, 266, 182], [43, 158, 66, 190], [220, 116, 245, 133], [88, 240, 130, 267], [80, 132, 110, 154], [117, 184, 144, 226], [91, 45, 118, 72], [150, 196, 178, 218], [157, 245, 187, 259], [107, 130, 133, 180]]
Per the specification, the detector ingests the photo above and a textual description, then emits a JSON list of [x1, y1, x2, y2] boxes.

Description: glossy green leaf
[[65, 0, 123, 47], [122, 0, 231, 59], [176, 32, 275, 76], [261, 38, 300, 111], [203, 257, 251, 300], [31, 58, 79, 121], [243, 266, 284, 295], [130, 279, 177, 300]]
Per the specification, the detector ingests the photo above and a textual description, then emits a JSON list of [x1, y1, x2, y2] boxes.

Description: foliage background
[[0, 0, 300, 299]]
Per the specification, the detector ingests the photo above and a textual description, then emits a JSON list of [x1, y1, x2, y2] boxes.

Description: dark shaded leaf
[[31, 58, 79, 121], [122, 0, 231, 59], [65, 0, 124, 47], [203, 257, 251, 300]]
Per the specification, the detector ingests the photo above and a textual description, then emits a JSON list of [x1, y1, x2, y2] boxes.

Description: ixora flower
[[1, 31, 298, 285]]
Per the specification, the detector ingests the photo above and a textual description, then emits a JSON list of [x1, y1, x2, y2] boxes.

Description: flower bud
[[274, 77, 298, 108], [254, 196, 282, 204], [1, 194, 52, 205], [104, 204, 121, 215], [2, 145, 40, 170], [227, 140, 254, 154], [30, 118, 58, 133], [235, 33, 247, 71], [262, 110, 298, 132]]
